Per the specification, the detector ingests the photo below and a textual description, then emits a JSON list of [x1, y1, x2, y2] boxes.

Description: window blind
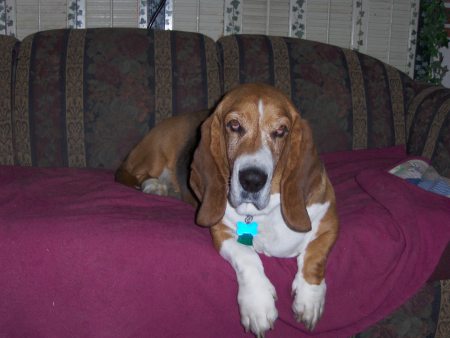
[[364, 0, 412, 73], [172, 0, 223, 41], [241, 0, 290, 36], [198, 0, 223, 40], [304, 0, 353, 48], [85, 0, 138, 28], [15, 0, 67, 38], [13, 0, 138, 38], [268, 0, 289, 36], [328, 0, 353, 48]]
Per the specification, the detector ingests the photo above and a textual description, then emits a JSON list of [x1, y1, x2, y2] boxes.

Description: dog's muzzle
[[229, 166, 270, 211], [229, 148, 274, 212]]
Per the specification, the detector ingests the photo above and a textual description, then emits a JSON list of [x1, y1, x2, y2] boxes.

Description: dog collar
[[236, 215, 258, 246]]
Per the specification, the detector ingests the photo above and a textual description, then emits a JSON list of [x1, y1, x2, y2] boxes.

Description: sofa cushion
[[0, 34, 20, 165], [1, 146, 449, 337], [12, 28, 221, 169], [217, 35, 414, 154]]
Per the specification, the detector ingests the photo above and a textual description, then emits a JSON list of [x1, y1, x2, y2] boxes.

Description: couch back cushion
[[12, 28, 221, 169], [218, 34, 413, 154], [406, 83, 450, 177], [0, 34, 20, 166]]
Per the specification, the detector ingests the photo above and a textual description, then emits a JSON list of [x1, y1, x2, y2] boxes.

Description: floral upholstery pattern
[[217, 34, 450, 179], [217, 34, 411, 154], [11, 28, 221, 169]]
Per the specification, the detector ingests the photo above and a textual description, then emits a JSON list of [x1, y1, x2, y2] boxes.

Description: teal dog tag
[[236, 221, 258, 246]]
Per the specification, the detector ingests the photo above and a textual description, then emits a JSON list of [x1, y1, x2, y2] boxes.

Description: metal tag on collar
[[237, 215, 258, 246]]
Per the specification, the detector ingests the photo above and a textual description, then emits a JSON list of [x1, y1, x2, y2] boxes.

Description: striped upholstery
[[11, 28, 221, 169], [2, 29, 449, 177], [407, 85, 450, 177], [217, 34, 409, 154], [0, 35, 20, 165]]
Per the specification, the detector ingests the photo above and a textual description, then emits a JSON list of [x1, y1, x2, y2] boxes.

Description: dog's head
[[190, 83, 322, 232]]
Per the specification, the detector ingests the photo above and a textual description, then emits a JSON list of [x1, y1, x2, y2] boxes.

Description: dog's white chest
[[223, 194, 329, 258]]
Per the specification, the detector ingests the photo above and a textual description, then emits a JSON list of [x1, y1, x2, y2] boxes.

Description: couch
[[0, 28, 449, 337]]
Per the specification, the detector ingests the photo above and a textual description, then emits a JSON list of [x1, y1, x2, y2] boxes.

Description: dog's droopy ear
[[279, 112, 322, 232], [190, 114, 229, 227]]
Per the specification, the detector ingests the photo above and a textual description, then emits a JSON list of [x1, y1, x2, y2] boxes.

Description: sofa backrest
[[9, 28, 221, 169], [0, 34, 20, 166], [3, 28, 448, 175], [217, 34, 416, 154]]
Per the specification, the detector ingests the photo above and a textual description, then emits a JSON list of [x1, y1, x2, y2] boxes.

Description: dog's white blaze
[[258, 99, 264, 121]]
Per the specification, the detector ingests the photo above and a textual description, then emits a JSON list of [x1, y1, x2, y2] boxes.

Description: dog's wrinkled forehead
[[219, 86, 295, 134], [220, 84, 293, 118]]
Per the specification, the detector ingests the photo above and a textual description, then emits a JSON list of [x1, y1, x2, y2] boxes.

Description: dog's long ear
[[279, 109, 322, 232], [190, 113, 229, 227]]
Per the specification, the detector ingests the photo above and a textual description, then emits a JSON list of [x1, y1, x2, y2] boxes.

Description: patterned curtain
[[0, 0, 14, 36], [0, 0, 172, 36], [68, 0, 85, 29]]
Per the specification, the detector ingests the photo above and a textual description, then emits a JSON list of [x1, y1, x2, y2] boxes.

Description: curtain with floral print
[[0, 0, 15, 36], [0, 0, 171, 38]]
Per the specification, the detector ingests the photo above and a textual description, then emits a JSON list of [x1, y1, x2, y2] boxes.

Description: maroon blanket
[[1, 146, 449, 337]]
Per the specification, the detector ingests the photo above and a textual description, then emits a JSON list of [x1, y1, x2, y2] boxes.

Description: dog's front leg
[[292, 251, 326, 331], [211, 223, 278, 337], [292, 227, 337, 331]]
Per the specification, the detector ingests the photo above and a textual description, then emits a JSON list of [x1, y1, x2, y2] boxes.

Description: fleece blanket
[[0, 146, 449, 337]]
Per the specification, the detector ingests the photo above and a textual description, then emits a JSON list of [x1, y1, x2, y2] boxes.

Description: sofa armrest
[[406, 85, 450, 178]]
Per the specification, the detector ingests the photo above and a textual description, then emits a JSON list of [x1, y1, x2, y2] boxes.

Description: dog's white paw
[[292, 276, 326, 331], [238, 275, 278, 337], [141, 178, 168, 196]]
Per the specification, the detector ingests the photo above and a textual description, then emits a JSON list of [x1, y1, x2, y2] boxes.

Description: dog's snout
[[239, 167, 268, 193]]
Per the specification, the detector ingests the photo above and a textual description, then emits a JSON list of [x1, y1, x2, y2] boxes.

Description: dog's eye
[[227, 119, 243, 133], [272, 125, 288, 138]]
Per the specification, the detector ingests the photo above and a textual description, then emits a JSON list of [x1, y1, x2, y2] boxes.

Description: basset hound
[[116, 83, 339, 337]]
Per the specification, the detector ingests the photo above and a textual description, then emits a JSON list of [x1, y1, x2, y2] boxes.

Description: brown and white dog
[[116, 83, 339, 337]]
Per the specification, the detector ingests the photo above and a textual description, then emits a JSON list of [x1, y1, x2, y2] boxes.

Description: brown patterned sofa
[[0, 28, 449, 337]]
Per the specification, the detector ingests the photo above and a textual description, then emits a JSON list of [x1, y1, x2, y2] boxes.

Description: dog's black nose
[[239, 167, 268, 193]]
